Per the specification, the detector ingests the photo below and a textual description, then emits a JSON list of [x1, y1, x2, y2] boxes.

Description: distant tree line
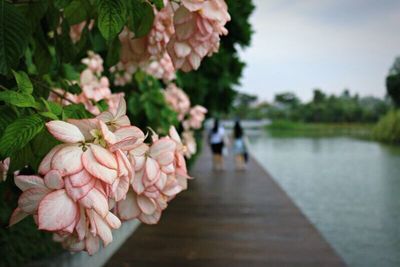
[[231, 89, 390, 123], [268, 89, 390, 123]]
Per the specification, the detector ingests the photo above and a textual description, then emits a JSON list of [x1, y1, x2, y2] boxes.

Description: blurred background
[[223, 1, 400, 267]]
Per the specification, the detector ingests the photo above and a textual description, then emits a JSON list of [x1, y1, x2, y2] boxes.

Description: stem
[[31, 78, 77, 104], [49, 89, 76, 104]]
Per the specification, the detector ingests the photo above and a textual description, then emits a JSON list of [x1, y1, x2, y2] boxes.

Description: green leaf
[[0, 91, 38, 108], [0, 106, 16, 136], [54, 20, 76, 63], [54, 0, 72, 9], [63, 103, 93, 119], [64, 0, 88, 24], [91, 29, 107, 52], [68, 84, 82, 94], [39, 111, 59, 120], [97, 0, 126, 41], [17, 1, 48, 31], [24, 47, 37, 75], [106, 37, 121, 66], [46, 101, 63, 115], [127, 1, 154, 38], [12, 70, 33, 94], [33, 28, 53, 75], [32, 128, 60, 158], [58, 78, 82, 94], [40, 98, 62, 116], [62, 64, 80, 81], [0, 114, 44, 158], [0, 1, 30, 75], [9, 144, 35, 173], [150, 0, 164, 10], [31, 77, 51, 99], [96, 99, 109, 112]]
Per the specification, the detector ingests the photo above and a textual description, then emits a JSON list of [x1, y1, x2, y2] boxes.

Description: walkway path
[[106, 144, 346, 267]]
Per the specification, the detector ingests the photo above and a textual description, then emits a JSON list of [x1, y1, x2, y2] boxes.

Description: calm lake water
[[248, 132, 400, 267]]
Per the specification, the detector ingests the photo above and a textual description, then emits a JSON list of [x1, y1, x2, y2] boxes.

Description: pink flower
[[118, 3, 174, 65], [70, 20, 94, 44], [9, 101, 136, 254], [0, 157, 10, 181], [167, 0, 230, 72], [119, 28, 151, 67], [109, 62, 137, 86], [41, 121, 118, 184], [105, 93, 126, 116], [182, 130, 197, 158], [147, 1, 175, 58], [117, 188, 164, 224], [80, 69, 111, 102], [50, 52, 126, 116], [168, 127, 192, 188], [10, 173, 121, 255], [180, 0, 205, 11], [145, 52, 176, 82], [9, 96, 193, 254], [81, 51, 104, 75], [164, 83, 191, 121], [116, 132, 187, 224], [111, 3, 175, 85], [183, 105, 207, 129]]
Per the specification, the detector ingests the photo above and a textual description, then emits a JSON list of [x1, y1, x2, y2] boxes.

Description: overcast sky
[[238, 0, 400, 102]]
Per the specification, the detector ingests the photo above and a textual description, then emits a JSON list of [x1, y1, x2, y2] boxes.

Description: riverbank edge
[[266, 120, 373, 139]]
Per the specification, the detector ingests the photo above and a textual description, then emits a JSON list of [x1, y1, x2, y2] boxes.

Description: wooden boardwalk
[[106, 144, 346, 267]]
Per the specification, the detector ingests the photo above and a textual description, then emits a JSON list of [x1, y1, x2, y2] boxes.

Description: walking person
[[233, 120, 247, 170], [209, 119, 225, 170]]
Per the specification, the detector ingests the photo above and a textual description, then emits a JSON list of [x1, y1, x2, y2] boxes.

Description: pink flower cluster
[[164, 83, 191, 121], [50, 51, 124, 115], [110, 0, 175, 87], [163, 83, 207, 158], [183, 105, 208, 130], [144, 52, 176, 83], [164, 83, 207, 130], [167, 0, 230, 72], [111, 0, 230, 86], [10, 99, 191, 255]]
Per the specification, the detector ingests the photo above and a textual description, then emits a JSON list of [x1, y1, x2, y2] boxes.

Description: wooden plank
[[106, 144, 346, 267]]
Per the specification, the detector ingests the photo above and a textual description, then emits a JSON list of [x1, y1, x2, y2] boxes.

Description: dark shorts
[[211, 142, 224, 155]]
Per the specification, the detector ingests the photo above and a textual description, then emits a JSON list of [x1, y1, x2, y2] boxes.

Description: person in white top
[[208, 119, 225, 170]]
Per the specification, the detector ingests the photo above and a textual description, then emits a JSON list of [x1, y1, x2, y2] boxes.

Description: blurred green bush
[[373, 110, 400, 144]]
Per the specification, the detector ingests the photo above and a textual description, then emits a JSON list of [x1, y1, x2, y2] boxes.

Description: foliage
[[386, 57, 400, 107], [178, 0, 255, 115], [127, 72, 178, 134], [373, 110, 400, 144], [267, 89, 390, 123], [230, 92, 269, 119]]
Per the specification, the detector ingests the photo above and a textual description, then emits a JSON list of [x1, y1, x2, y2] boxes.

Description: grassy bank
[[266, 120, 373, 138], [373, 110, 400, 144]]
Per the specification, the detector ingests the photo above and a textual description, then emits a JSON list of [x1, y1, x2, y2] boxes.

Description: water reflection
[[248, 133, 400, 267]]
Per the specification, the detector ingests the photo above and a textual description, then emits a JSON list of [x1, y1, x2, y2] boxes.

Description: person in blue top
[[233, 119, 247, 170]]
